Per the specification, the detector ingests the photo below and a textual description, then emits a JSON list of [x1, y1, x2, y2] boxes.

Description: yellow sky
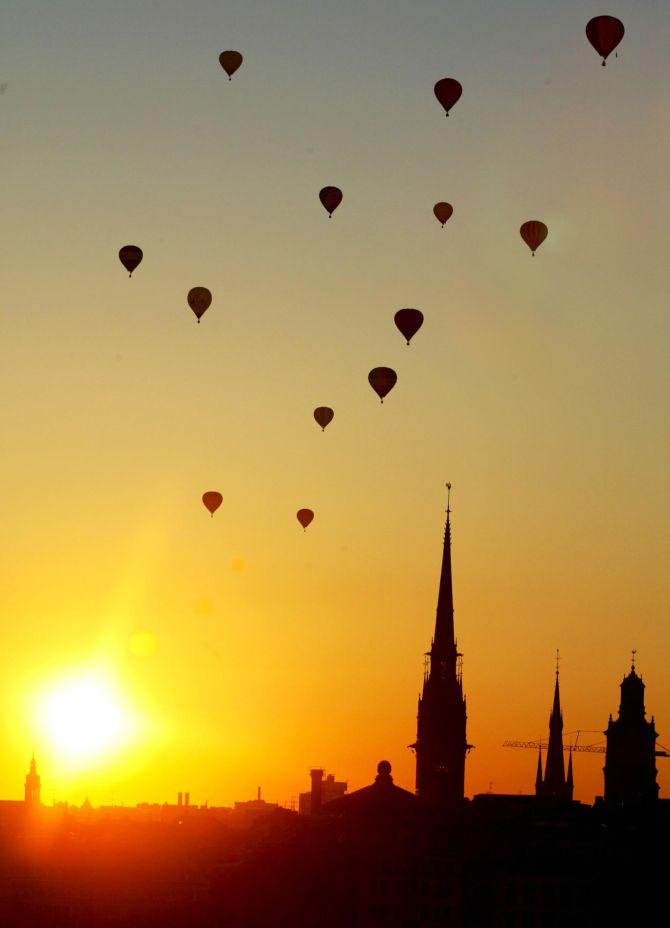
[[1, 1, 668, 806]]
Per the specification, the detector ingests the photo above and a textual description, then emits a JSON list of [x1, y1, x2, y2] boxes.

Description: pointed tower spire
[[535, 746, 543, 795], [566, 748, 574, 799], [433, 483, 456, 656], [415, 486, 468, 807], [539, 653, 570, 799]]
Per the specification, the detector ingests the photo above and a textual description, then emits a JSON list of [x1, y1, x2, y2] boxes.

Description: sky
[[1, 1, 668, 808]]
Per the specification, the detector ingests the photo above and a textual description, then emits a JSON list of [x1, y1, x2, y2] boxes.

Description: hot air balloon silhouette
[[202, 491, 223, 517], [433, 202, 453, 228], [519, 221, 548, 256], [187, 287, 212, 323], [434, 78, 462, 117], [586, 16, 624, 65], [368, 367, 397, 403], [319, 186, 343, 217], [297, 508, 314, 531], [219, 50, 243, 79], [394, 309, 424, 346], [119, 245, 143, 277], [314, 407, 334, 431]]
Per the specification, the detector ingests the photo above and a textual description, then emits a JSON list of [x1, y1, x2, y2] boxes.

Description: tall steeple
[[535, 654, 573, 800], [414, 486, 468, 807], [24, 752, 41, 805]]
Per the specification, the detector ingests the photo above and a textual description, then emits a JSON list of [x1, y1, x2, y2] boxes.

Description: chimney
[[185, 792, 190, 807], [177, 792, 183, 807], [310, 769, 324, 815], [257, 786, 261, 801]]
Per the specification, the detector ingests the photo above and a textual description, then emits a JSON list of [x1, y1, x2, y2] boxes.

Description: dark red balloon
[[433, 202, 453, 227], [219, 50, 243, 79], [434, 78, 462, 117], [394, 309, 424, 346], [586, 16, 624, 65], [119, 245, 143, 277], [187, 287, 212, 323], [297, 508, 314, 531], [368, 367, 397, 403], [202, 491, 223, 516], [319, 186, 343, 217], [519, 220, 548, 256], [313, 407, 334, 431]]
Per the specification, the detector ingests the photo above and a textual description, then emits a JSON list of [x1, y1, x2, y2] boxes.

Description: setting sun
[[34, 673, 136, 768]]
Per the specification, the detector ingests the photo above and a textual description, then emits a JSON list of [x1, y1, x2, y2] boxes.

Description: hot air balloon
[[119, 245, 143, 277], [297, 508, 314, 531], [586, 16, 624, 65], [202, 491, 223, 516], [219, 50, 243, 79], [434, 78, 462, 117], [319, 186, 343, 218], [187, 287, 212, 323], [433, 202, 453, 227], [519, 221, 548, 256], [314, 407, 334, 431], [394, 309, 424, 346], [368, 367, 397, 403]]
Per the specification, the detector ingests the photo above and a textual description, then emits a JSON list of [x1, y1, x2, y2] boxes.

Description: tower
[[604, 655, 659, 806], [24, 753, 41, 805], [535, 656, 573, 800], [414, 486, 468, 806]]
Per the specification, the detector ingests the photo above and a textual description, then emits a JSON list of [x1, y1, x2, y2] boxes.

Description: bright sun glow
[[35, 672, 136, 767]]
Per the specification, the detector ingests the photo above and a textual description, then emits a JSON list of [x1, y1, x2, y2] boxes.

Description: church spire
[[432, 483, 456, 656], [536, 655, 571, 800]]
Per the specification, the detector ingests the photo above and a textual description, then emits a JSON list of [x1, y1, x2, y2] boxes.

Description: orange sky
[[1, 1, 668, 808]]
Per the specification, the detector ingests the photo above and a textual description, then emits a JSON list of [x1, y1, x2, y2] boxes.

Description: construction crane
[[503, 730, 669, 758]]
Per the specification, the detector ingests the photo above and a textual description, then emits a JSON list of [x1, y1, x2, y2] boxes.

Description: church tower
[[535, 657, 573, 800], [24, 753, 41, 805], [604, 655, 659, 806], [414, 486, 468, 806]]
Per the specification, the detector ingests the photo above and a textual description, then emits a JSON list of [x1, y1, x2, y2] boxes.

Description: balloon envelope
[[586, 16, 624, 64], [319, 186, 343, 217], [119, 245, 143, 276], [297, 508, 314, 530], [187, 287, 212, 322], [219, 50, 243, 78], [434, 78, 462, 116], [368, 367, 397, 403], [202, 491, 223, 516], [433, 202, 453, 227], [519, 220, 548, 255], [394, 309, 424, 346], [314, 407, 334, 431]]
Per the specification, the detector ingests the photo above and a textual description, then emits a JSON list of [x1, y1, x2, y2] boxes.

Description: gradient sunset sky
[[1, 1, 668, 808]]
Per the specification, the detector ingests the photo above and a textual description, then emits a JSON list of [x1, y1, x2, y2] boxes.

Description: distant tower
[[414, 486, 468, 806], [535, 655, 573, 800], [24, 753, 41, 805], [604, 654, 659, 806]]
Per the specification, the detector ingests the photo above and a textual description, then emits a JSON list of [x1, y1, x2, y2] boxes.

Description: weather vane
[[446, 482, 451, 515]]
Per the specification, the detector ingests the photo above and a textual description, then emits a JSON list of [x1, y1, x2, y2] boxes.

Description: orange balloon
[[297, 508, 314, 531], [314, 407, 334, 431], [187, 287, 212, 323], [433, 203, 453, 227], [219, 50, 243, 79], [202, 491, 223, 516]]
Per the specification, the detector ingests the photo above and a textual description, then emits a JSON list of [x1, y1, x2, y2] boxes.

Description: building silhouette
[[604, 655, 659, 806], [24, 753, 40, 805], [414, 487, 468, 806], [299, 769, 348, 815], [535, 661, 574, 801]]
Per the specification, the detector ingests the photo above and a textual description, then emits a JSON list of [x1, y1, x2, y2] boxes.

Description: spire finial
[[446, 482, 451, 517], [556, 648, 560, 679], [631, 649, 637, 672]]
